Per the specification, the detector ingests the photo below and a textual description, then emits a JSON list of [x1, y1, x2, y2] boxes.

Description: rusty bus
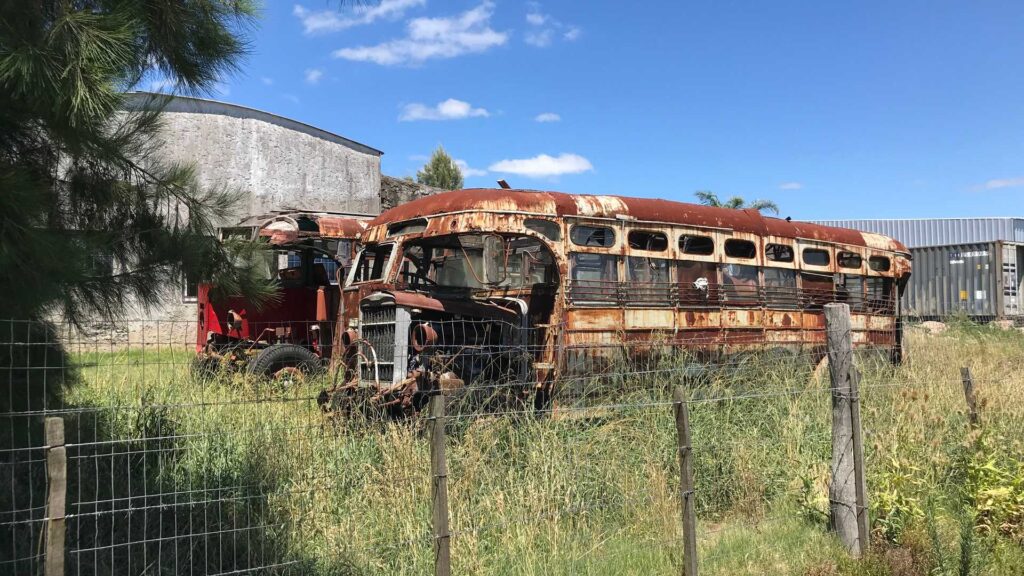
[[325, 189, 912, 413], [194, 211, 368, 381]]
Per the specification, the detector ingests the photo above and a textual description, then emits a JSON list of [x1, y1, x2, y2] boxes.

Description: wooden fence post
[[673, 386, 698, 576], [429, 394, 451, 576], [960, 367, 979, 428], [44, 416, 66, 576], [824, 303, 869, 558]]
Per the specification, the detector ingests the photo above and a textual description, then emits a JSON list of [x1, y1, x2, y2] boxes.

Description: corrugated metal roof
[[809, 217, 1024, 248]]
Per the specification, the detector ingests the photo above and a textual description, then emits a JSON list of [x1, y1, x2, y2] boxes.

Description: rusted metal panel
[[319, 216, 368, 238], [366, 189, 911, 254]]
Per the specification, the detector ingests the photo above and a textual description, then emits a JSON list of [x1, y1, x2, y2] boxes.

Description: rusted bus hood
[[318, 216, 368, 239], [361, 289, 519, 321], [364, 188, 911, 255]]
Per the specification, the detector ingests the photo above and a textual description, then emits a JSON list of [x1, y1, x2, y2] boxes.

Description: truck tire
[[246, 344, 323, 380]]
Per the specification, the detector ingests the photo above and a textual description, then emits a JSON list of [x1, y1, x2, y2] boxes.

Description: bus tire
[[246, 344, 323, 380]]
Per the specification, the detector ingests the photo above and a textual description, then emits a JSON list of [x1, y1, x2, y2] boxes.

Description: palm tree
[[694, 191, 779, 215]]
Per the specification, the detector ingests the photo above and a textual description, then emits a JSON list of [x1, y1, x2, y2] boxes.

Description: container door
[[1006, 245, 1022, 317]]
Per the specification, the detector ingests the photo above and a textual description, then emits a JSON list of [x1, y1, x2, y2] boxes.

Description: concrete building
[[126, 92, 384, 218], [75, 93, 396, 345]]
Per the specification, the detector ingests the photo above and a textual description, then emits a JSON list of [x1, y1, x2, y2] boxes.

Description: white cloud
[[260, 77, 274, 86], [534, 112, 561, 122], [293, 0, 424, 35], [489, 153, 593, 178], [304, 68, 324, 84], [333, 2, 508, 66], [523, 3, 580, 47], [778, 182, 803, 190], [974, 177, 1024, 191], [524, 29, 554, 47], [399, 98, 489, 121], [455, 159, 488, 177]]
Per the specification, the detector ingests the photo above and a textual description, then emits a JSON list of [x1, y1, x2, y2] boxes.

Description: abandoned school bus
[[329, 189, 911, 411]]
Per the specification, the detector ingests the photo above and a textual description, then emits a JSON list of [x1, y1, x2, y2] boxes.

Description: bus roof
[[368, 188, 909, 254]]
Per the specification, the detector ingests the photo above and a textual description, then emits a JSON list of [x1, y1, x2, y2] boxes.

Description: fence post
[[44, 416, 67, 576], [960, 367, 979, 428], [673, 386, 698, 576], [824, 303, 868, 558], [429, 394, 451, 576]]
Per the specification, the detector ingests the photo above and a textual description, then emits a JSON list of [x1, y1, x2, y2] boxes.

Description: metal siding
[[810, 218, 1024, 248], [903, 241, 1006, 318]]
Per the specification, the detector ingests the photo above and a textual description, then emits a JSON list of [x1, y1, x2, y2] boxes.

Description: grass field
[[7, 320, 1024, 575]]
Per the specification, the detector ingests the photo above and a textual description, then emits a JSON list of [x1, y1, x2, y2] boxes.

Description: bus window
[[350, 244, 393, 284], [628, 230, 668, 252], [764, 267, 798, 308], [678, 260, 718, 305], [680, 235, 714, 255], [837, 274, 865, 312], [722, 264, 759, 304], [803, 248, 830, 267], [766, 244, 794, 263], [838, 251, 863, 269], [570, 225, 615, 247], [869, 256, 891, 272], [800, 271, 834, 309], [725, 239, 757, 259], [867, 277, 894, 313], [525, 218, 561, 241], [627, 256, 673, 304], [570, 253, 619, 302]]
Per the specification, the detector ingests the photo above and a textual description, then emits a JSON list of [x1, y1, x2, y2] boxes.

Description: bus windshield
[[396, 233, 555, 291]]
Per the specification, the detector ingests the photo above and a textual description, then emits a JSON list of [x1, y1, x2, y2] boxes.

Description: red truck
[[193, 211, 368, 382]]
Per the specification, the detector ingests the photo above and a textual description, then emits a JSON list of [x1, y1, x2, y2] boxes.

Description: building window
[[182, 271, 198, 302]]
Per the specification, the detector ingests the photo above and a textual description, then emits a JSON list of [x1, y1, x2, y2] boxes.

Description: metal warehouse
[[810, 217, 1024, 248], [810, 217, 1024, 320]]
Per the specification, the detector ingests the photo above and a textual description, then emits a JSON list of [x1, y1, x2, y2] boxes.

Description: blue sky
[[176, 0, 1024, 220]]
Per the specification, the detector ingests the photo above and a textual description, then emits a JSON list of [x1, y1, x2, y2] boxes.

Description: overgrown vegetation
[[5, 323, 1024, 575]]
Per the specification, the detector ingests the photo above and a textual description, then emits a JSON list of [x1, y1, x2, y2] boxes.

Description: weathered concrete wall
[[380, 176, 445, 211], [127, 93, 383, 221]]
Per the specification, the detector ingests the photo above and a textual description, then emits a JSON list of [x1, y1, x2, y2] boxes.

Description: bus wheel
[[247, 344, 322, 385]]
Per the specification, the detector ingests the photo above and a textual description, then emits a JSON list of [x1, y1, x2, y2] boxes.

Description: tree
[[694, 190, 779, 215], [0, 0, 276, 323], [416, 145, 464, 190]]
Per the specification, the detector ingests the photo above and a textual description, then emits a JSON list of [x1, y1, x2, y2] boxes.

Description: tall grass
[[14, 322, 1024, 575]]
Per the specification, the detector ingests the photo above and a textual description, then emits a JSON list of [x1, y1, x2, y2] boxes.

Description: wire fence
[[2, 312, 1023, 575]]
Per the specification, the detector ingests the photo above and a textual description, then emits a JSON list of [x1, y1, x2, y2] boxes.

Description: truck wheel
[[246, 344, 323, 384]]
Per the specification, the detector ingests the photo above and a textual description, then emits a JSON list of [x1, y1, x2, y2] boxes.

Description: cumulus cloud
[[399, 98, 490, 121], [974, 177, 1024, 191], [524, 3, 580, 47], [304, 68, 324, 84], [455, 159, 488, 177], [534, 112, 561, 122], [489, 153, 593, 178], [293, 0, 424, 35], [333, 2, 508, 66], [778, 182, 803, 190]]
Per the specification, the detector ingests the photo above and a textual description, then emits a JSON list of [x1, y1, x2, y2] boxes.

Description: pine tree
[[0, 1, 276, 322], [416, 145, 464, 190]]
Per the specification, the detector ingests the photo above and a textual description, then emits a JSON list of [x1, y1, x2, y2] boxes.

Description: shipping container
[[810, 217, 1024, 248], [903, 241, 1023, 319]]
